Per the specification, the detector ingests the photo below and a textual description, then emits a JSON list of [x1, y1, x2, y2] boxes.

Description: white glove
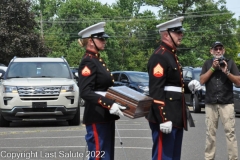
[[160, 121, 172, 134], [95, 91, 107, 96], [188, 80, 201, 91], [109, 103, 126, 116]]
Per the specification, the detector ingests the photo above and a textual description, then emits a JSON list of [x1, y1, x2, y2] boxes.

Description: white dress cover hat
[[156, 16, 184, 32], [78, 22, 109, 39]]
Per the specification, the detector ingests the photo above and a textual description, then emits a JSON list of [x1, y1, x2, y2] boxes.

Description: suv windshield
[[6, 62, 71, 79], [128, 72, 149, 83]]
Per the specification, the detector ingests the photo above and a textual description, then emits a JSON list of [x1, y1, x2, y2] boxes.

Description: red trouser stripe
[[158, 131, 163, 160], [92, 124, 100, 160]]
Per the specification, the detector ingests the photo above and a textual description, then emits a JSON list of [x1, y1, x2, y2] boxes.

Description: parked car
[[0, 57, 80, 127], [233, 85, 240, 113], [70, 67, 85, 107], [183, 67, 205, 113], [183, 66, 240, 114], [0, 66, 7, 77], [70, 67, 79, 85], [111, 71, 149, 95]]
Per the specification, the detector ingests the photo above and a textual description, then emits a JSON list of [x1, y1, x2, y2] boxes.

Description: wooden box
[[105, 86, 153, 119]]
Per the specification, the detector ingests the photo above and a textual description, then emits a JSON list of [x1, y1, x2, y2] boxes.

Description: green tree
[[28, 0, 239, 70], [0, 0, 50, 65], [139, 0, 238, 68]]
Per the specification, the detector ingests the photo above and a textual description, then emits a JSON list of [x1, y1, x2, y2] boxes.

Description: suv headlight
[[4, 86, 18, 93], [61, 85, 74, 92]]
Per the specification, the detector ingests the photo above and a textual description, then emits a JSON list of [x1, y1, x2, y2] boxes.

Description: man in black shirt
[[200, 41, 240, 160]]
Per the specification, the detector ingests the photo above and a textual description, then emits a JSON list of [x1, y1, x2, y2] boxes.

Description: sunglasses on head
[[214, 47, 223, 51]]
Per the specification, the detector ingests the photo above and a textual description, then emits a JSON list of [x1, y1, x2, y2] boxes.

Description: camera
[[216, 57, 229, 67]]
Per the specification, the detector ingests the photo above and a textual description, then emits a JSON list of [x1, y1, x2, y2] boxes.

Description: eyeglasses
[[97, 38, 106, 42], [169, 30, 183, 34], [214, 47, 223, 51], [175, 31, 183, 34]]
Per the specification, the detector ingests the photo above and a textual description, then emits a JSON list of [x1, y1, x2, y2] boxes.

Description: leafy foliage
[[0, 0, 50, 65], [1, 0, 240, 70]]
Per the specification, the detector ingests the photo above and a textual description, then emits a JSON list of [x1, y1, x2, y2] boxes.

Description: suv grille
[[17, 86, 61, 96]]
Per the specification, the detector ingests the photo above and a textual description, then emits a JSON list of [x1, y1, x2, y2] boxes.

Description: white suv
[[0, 57, 80, 127]]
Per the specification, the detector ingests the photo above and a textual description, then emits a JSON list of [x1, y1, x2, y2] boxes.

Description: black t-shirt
[[201, 58, 239, 104]]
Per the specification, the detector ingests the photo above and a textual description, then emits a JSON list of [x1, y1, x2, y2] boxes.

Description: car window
[[128, 72, 149, 83], [0, 69, 5, 75], [7, 62, 71, 78], [112, 73, 120, 81], [185, 70, 193, 79], [183, 69, 187, 77], [0, 69, 6, 78], [120, 73, 129, 82]]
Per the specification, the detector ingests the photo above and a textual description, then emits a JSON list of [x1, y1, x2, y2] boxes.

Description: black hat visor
[[168, 26, 185, 33], [91, 32, 110, 39]]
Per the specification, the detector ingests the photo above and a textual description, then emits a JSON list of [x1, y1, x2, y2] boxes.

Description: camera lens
[[219, 61, 225, 67]]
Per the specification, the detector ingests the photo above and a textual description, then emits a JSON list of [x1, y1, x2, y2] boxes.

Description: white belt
[[95, 91, 107, 96], [164, 86, 182, 93]]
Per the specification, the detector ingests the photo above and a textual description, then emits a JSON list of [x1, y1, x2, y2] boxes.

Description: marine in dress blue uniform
[[146, 17, 189, 160], [78, 22, 125, 160]]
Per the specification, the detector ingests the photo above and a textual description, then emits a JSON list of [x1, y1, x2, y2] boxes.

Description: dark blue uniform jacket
[[146, 42, 187, 130], [78, 50, 119, 124]]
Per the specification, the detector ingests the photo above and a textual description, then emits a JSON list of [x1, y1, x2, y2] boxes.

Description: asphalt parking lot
[[0, 107, 239, 160]]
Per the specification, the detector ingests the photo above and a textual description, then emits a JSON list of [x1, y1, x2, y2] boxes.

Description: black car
[[183, 67, 205, 113], [233, 85, 240, 113], [69, 67, 85, 107], [70, 67, 79, 85], [112, 71, 149, 95], [183, 66, 240, 114]]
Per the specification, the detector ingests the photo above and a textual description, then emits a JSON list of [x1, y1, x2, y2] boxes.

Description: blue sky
[[99, 0, 240, 19]]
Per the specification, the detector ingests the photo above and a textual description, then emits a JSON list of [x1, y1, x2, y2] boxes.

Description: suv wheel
[[0, 113, 10, 127], [192, 94, 201, 113], [68, 105, 80, 126]]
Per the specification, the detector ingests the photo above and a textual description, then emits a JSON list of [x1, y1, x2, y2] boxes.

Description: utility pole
[[40, 10, 43, 39], [39, 0, 44, 57]]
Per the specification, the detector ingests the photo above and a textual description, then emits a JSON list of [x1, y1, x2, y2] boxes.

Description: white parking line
[[0, 128, 150, 136], [1, 136, 151, 140], [0, 146, 152, 149]]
